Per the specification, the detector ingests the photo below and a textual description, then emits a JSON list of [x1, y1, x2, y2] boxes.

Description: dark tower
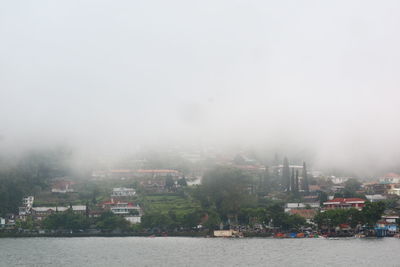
[[302, 161, 309, 193], [290, 168, 295, 192]]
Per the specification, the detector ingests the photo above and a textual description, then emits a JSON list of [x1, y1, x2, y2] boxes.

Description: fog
[[1, 1, 400, 175]]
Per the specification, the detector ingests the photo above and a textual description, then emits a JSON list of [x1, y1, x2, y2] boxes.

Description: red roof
[[325, 198, 365, 203]]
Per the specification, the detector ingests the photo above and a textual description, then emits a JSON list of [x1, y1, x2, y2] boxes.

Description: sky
[[1, 0, 400, 174]]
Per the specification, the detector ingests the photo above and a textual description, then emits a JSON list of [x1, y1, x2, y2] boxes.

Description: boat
[[354, 234, 366, 238]]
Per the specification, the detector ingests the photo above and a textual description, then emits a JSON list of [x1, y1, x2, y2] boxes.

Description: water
[[1, 237, 399, 267]]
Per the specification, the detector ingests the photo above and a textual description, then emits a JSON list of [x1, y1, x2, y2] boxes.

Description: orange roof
[[325, 198, 365, 203], [110, 169, 132, 173]]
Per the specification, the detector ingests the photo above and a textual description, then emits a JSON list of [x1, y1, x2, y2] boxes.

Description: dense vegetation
[[0, 149, 71, 216], [313, 202, 386, 228]]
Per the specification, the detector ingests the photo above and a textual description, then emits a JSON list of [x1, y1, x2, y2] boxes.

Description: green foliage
[[199, 167, 256, 222], [165, 176, 175, 190], [42, 210, 90, 231], [96, 211, 130, 232], [362, 201, 385, 226], [177, 177, 188, 187], [314, 201, 386, 228], [0, 149, 71, 216]]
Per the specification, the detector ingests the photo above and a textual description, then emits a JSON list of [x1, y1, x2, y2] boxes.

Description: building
[[111, 188, 136, 197], [330, 177, 350, 185], [134, 169, 180, 178], [109, 202, 140, 215], [382, 215, 399, 224], [365, 194, 387, 202], [323, 198, 365, 210], [379, 173, 400, 184], [363, 182, 387, 195], [31, 205, 87, 221], [386, 184, 400, 196], [51, 180, 75, 193], [285, 202, 320, 212], [18, 196, 35, 218], [101, 200, 142, 224]]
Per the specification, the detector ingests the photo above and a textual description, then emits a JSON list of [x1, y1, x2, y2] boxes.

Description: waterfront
[[1, 237, 400, 267]]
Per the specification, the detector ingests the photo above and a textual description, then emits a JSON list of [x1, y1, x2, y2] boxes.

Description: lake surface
[[1, 237, 400, 267]]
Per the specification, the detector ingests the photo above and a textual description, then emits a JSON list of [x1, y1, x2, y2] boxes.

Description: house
[[386, 184, 400, 196], [31, 205, 87, 220], [134, 169, 180, 178], [110, 202, 141, 215], [140, 179, 166, 192], [364, 182, 387, 195], [100, 200, 142, 224], [308, 185, 321, 192], [330, 177, 349, 185], [365, 194, 387, 202], [288, 209, 317, 223], [111, 187, 136, 197], [101, 199, 142, 223], [323, 198, 365, 210], [375, 220, 398, 237], [51, 180, 75, 193], [382, 215, 399, 224], [379, 173, 400, 184], [285, 202, 320, 212], [124, 216, 141, 224], [303, 195, 319, 203], [18, 196, 35, 219]]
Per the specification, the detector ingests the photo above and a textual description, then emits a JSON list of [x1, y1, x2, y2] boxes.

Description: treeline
[[140, 167, 308, 231], [314, 202, 386, 229]]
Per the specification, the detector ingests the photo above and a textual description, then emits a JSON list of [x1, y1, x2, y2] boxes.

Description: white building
[[330, 176, 350, 185], [19, 196, 35, 216], [365, 194, 387, 202], [110, 202, 140, 215], [379, 173, 400, 184], [387, 184, 400, 196], [284, 202, 320, 212], [125, 216, 141, 224], [111, 188, 136, 197]]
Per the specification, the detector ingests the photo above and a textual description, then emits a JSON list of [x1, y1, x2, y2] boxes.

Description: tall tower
[[302, 161, 309, 193]]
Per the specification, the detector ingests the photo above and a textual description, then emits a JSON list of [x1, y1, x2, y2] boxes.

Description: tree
[[362, 201, 385, 226], [282, 157, 290, 192], [290, 168, 295, 192], [141, 212, 173, 231], [165, 175, 175, 191], [177, 177, 188, 187], [96, 211, 130, 232], [344, 178, 362, 193], [199, 167, 256, 223], [294, 170, 299, 193], [202, 210, 221, 231], [42, 210, 90, 231]]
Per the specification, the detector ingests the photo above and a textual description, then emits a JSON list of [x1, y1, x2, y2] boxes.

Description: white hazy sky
[[1, 0, 400, 172]]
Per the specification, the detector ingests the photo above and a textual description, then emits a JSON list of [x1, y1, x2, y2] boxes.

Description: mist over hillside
[[2, 1, 400, 176]]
